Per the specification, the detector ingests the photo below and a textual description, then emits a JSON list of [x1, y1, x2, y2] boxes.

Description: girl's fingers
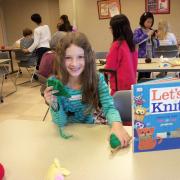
[[44, 86, 53, 94]]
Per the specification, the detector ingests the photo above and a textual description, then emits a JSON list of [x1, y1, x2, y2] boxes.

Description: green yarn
[[110, 133, 121, 149], [59, 127, 73, 139], [47, 79, 70, 97]]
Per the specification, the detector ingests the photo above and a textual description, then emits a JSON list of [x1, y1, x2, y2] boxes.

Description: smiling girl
[[44, 32, 131, 147]]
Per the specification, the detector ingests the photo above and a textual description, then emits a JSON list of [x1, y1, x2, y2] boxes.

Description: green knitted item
[[110, 133, 121, 149], [59, 127, 73, 139], [47, 79, 70, 97]]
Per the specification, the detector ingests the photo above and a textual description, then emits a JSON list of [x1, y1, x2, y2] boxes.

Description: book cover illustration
[[132, 80, 180, 153]]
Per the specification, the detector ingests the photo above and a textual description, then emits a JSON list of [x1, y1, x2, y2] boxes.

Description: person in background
[[156, 20, 178, 78], [20, 28, 34, 49], [38, 19, 71, 79], [105, 14, 138, 95], [15, 28, 37, 66], [39, 30, 67, 78], [157, 20, 177, 46], [23, 13, 51, 69], [44, 32, 131, 147], [133, 12, 159, 81], [58, 15, 73, 32]]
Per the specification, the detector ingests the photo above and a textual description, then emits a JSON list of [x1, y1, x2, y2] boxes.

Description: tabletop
[[0, 47, 20, 51], [96, 58, 180, 73], [137, 58, 180, 72], [0, 120, 180, 180]]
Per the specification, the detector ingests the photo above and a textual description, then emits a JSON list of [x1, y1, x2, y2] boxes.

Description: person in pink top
[[105, 14, 138, 95]]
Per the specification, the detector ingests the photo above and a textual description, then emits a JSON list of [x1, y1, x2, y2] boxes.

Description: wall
[[59, 0, 180, 52], [0, 5, 6, 45], [1, 0, 59, 45]]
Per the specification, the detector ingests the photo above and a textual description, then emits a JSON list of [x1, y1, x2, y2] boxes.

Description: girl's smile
[[65, 44, 85, 79]]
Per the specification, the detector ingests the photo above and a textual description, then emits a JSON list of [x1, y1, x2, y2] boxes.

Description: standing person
[[157, 20, 177, 46], [133, 12, 159, 81], [105, 14, 138, 95], [23, 13, 51, 68], [44, 32, 131, 147]]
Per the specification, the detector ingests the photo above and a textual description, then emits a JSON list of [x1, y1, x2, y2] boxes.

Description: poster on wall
[[145, 0, 170, 14], [97, 0, 121, 19]]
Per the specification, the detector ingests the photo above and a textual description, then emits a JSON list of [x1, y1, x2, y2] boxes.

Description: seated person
[[15, 28, 37, 66], [156, 20, 178, 78], [157, 20, 177, 46], [38, 30, 66, 78], [38, 51, 55, 78]]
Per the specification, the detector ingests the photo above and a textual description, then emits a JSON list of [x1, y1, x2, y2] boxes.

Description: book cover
[[132, 77, 180, 153]]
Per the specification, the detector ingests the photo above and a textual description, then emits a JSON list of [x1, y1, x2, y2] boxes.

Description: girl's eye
[[78, 55, 84, 59], [65, 56, 71, 60]]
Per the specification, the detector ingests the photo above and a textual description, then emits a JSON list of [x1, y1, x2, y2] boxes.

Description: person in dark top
[[58, 15, 73, 32]]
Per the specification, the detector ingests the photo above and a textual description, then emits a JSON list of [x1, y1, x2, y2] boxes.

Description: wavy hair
[[54, 32, 99, 111]]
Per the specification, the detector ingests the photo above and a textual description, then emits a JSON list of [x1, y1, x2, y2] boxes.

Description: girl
[[105, 14, 138, 95], [44, 32, 131, 147], [133, 12, 159, 80]]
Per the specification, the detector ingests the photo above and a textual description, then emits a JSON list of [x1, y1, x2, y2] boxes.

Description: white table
[[138, 58, 180, 72], [0, 120, 180, 180], [96, 58, 180, 73]]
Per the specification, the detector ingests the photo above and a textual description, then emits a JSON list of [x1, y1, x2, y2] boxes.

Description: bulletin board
[[145, 0, 170, 14], [97, 0, 121, 19]]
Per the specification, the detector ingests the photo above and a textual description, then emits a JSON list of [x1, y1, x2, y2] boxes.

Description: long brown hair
[[54, 32, 99, 111]]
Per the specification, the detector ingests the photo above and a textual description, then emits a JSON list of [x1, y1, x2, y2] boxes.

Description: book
[[132, 77, 180, 153]]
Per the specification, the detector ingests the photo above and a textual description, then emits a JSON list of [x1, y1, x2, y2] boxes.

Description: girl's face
[[65, 44, 85, 79], [144, 18, 153, 29], [59, 18, 64, 25]]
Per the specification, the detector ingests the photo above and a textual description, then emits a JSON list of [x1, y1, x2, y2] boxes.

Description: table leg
[[8, 50, 18, 74], [8, 50, 14, 72]]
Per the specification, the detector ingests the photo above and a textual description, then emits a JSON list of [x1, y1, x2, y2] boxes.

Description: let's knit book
[[132, 77, 180, 153]]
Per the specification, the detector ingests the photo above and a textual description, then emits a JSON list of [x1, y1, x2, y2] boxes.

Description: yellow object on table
[[45, 158, 70, 180]]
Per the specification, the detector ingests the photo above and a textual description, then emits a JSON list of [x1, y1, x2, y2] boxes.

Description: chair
[[113, 90, 132, 126], [95, 51, 108, 65], [95, 51, 108, 59], [0, 52, 9, 59], [0, 59, 17, 103], [154, 45, 179, 58], [14, 49, 37, 85], [99, 68, 118, 91], [138, 78, 155, 83]]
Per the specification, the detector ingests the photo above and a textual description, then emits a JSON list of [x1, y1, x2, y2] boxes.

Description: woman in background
[[156, 20, 178, 77], [133, 12, 159, 81], [105, 14, 138, 95], [157, 20, 177, 46]]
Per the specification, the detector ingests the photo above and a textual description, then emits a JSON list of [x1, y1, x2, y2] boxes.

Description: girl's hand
[[147, 30, 154, 37], [44, 86, 57, 106], [110, 122, 131, 148]]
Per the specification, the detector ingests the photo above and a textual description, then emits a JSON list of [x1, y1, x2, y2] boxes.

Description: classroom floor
[[0, 67, 51, 122]]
